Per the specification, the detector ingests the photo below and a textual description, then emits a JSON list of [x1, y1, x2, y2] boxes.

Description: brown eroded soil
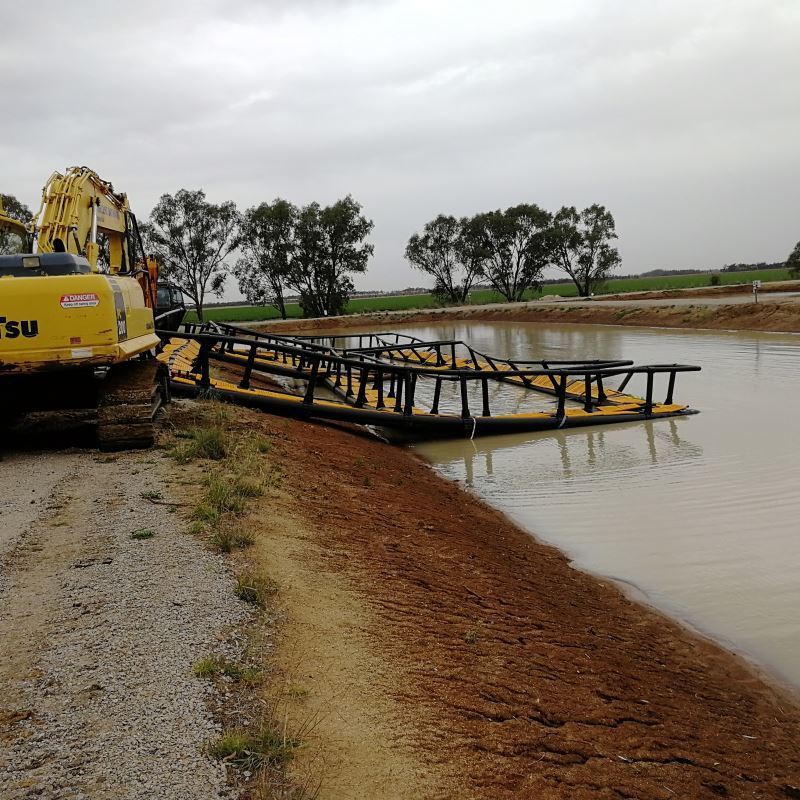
[[216, 405, 800, 800]]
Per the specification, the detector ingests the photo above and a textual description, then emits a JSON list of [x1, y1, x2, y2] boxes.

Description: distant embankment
[[186, 268, 792, 324], [256, 294, 800, 336]]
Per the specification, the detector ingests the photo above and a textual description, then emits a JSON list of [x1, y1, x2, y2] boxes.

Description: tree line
[[406, 204, 622, 304], [4, 187, 800, 319], [143, 191, 373, 321]]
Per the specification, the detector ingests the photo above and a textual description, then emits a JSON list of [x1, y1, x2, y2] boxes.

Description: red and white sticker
[[60, 293, 100, 309]]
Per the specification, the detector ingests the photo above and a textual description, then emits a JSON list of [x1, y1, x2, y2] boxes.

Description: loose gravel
[[0, 448, 247, 800]]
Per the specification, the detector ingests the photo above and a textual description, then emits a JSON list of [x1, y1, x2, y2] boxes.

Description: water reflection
[[457, 418, 703, 486]]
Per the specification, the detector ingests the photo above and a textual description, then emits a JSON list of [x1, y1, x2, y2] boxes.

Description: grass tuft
[[222, 661, 263, 684], [209, 728, 298, 770], [140, 489, 163, 500], [211, 528, 255, 553], [194, 656, 262, 684], [194, 657, 220, 679], [235, 573, 278, 607], [130, 528, 155, 540], [193, 503, 221, 527], [255, 436, 272, 454], [172, 425, 228, 463], [204, 475, 263, 518]]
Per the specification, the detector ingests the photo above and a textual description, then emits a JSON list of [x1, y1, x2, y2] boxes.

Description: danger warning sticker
[[60, 293, 100, 309]]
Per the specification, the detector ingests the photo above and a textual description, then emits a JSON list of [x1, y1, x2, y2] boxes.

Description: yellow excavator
[[0, 167, 176, 449]]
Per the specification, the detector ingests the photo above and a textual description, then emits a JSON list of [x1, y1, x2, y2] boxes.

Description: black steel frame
[[163, 323, 700, 428]]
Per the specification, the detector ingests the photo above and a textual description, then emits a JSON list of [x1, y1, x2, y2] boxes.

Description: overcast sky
[[3, 1, 798, 296]]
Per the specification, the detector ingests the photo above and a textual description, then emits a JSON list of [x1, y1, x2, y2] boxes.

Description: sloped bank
[[197, 400, 800, 799]]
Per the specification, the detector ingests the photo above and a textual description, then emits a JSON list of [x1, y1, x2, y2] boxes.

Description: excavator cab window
[[157, 285, 173, 308], [155, 282, 187, 332], [0, 228, 28, 256]]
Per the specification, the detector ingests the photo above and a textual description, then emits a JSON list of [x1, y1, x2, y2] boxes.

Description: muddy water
[[404, 322, 800, 687]]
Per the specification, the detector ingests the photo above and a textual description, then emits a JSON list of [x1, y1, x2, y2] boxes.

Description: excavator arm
[[32, 166, 158, 308]]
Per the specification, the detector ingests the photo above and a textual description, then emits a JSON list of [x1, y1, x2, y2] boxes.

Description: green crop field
[[185, 267, 792, 324]]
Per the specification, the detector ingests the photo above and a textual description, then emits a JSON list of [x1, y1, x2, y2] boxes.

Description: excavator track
[[97, 359, 168, 451]]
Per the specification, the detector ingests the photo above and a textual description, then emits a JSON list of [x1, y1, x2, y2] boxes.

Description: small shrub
[[710, 274, 721, 286], [140, 489, 163, 501], [209, 728, 297, 770], [235, 573, 278, 607], [130, 528, 155, 540], [464, 629, 478, 644]]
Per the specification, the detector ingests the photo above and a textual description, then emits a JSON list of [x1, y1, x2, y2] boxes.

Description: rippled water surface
[[400, 322, 800, 686]]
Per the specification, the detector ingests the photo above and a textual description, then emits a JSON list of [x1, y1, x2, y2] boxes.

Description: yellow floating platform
[[157, 326, 700, 440]]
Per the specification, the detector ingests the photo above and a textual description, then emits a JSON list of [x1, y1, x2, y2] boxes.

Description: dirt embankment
[[596, 280, 800, 302], [257, 297, 800, 335], [214, 404, 800, 800]]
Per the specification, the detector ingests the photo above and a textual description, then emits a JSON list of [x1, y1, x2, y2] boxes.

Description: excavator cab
[[155, 283, 187, 333], [0, 197, 31, 255]]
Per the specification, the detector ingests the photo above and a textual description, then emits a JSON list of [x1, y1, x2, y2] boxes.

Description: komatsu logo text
[[0, 317, 39, 339]]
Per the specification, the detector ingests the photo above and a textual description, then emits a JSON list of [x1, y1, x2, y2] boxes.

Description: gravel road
[[0, 448, 245, 800]]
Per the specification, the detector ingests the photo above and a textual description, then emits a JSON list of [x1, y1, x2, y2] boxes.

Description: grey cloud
[[2, 0, 798, 294]]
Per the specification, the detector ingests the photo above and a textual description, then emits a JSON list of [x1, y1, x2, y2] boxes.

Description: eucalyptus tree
[[787, 239, 800, 278], [146, 189, 240, 321], [550, 204, 622, 297], [235, 199, 297, 319], [469, 204, 552, 302], [405, 214, 482, 304], [287, 196, 373, 318]]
